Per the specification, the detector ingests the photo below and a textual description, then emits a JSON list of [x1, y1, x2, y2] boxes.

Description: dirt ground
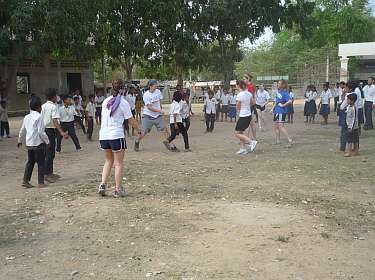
[[1, 104, 375, 280]]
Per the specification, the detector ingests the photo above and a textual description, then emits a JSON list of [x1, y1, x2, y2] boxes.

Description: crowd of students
[[12, 72, 375, 197]]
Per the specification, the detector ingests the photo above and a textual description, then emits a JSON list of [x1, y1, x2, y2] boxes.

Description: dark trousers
[[183, 117, 190, 131], [87, 117, 94, 140], [216, 104, 221, 120], [205, 113, 215, 132], [56, 121, 81, 152], [364, 101, 373, 129], [74, 115, 86, 134], [168, 123, 189, 149], [0, 121, 10, 137], [24, 145, 45, 184], [334, 96, 339, 112], [44, 128, 56, 175], [340, 125, 348, 152]]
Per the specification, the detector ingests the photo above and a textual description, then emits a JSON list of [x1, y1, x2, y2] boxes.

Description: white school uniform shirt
[[74, 103, 83, 117], [95, 95, 105, 107], [363, 84, 375, 102], [58, 105, 75, 122], [229, 94, 237, 105], [221, 94, 230, 105], [256, 89, 270, 106], [204, 98, 217, 114], [143, 89, 163, 118], [354, 87, 363, 109], [99, 96, 133, 141], [289, 91, 294, 99], [236, 90, 252, 118], [338, 88, 345, 104], [73, 95, 83, 106], [215, 91, 222, 102], [333, 87, 340, 98], [320, 89, 332, 105], [41, 101, 60, 129], [169, 101, 183, 124], [180, 100, 190, 119], [18, 110, 50, 147], [86, 102, 96, 117]]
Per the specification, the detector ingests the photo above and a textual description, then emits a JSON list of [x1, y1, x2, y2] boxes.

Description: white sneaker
[[236, 148, 246, 155], [250, 140, 258, 152]]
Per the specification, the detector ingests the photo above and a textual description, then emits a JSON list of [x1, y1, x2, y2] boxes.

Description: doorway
[[67, 73, 82, 94]]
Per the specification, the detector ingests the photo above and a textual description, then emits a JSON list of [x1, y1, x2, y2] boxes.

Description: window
[[16, 73, 31, 94]]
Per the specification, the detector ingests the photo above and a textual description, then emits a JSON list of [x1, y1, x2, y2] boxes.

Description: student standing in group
[[214, 86, 222, 121], [354, 82, 364, 135], [304, 85, 318, 123], [333, 83, 340, 113], [95, 90, 105, 126], [134, 79, 170, 152], [234, 80, 255, 155], [273, 80, 293, 146], [17, 96, 50, 188], [0, 100, 10, 138], [98, 76, 142, 198], [228, 90, 237, 122], [345, 93, 359, 157], [204, 89, 217, 132], [167, 92, 191, 152], [85, 94, 96, 141], [319, 82, 332, 125], [287, 86, 295, 123], [41, 88, 69, 183], [56, 95, 82, 153], [255, 84, 271, 130], [338, 82, 353, 152], [124, 87, 136, 137], [73, 96, 86, 134], [363, 77, 375, 130], [220, 88, 230, 122]]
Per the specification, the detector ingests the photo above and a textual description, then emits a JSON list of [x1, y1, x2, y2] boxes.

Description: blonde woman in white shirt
[[98, 77, 142, 198]]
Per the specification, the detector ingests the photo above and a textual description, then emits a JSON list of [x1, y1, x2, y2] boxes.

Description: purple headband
[[107, 89, 125, 116]]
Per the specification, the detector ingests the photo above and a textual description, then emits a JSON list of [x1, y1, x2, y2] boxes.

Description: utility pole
[[326, 55, 330, 83]]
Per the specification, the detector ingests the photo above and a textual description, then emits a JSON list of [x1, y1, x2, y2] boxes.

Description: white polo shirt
[[99, 96, 133, 140], [41, 101, 60, 129], [256, 90, 270, 106], [86, 102, 96, 117], [143, 89, 163, 118], [58, 105, 75, 122], [354, 87, 363, 109], [18, 110, 50, 147], [363, 84, 375, 102], [320, 89, 332, 105], [221, 94, 230, 105]]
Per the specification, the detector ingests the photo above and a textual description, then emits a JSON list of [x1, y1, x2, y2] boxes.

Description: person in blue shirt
[[273, 80, 293, 147]]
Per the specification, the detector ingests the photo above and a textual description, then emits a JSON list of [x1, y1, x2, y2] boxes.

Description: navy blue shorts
[[100, 138, 126, 152]]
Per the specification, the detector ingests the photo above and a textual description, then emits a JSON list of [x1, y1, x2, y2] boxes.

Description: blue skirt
[[319, 104, 330, 116], [304, 101, 317, 116], [228, 105, 236, 118]]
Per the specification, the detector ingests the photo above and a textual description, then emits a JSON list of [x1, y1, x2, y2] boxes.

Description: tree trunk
[[57, 60, 63, 94], [121, 56, 134, 81]]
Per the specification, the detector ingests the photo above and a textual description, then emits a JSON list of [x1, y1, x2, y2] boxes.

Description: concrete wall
[[0, 59, 94, 112]]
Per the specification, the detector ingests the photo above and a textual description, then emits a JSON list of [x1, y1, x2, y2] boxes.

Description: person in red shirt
[[243, 73, 258, 145]]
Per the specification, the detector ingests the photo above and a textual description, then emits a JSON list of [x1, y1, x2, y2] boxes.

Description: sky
[[245, 0, 375, 48]]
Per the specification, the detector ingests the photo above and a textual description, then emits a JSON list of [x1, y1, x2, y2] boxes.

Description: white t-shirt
[[99, 96, 133, 140], [58, 105, 75, 122], [320, 89, 332, 104], [143, 89, 163, 118], [221, 94, 230, 105], [236, 90, 252, 117], [95, 95, 105, 107], [256, 90, 270, 106], [124, 94, 136, 111], [215, 90, 222, 101], [169, 101, 183, 123], [41, 101, 60, 129]]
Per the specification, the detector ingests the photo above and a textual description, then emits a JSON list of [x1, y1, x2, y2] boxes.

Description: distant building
[[0, 57, 94, 112]]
